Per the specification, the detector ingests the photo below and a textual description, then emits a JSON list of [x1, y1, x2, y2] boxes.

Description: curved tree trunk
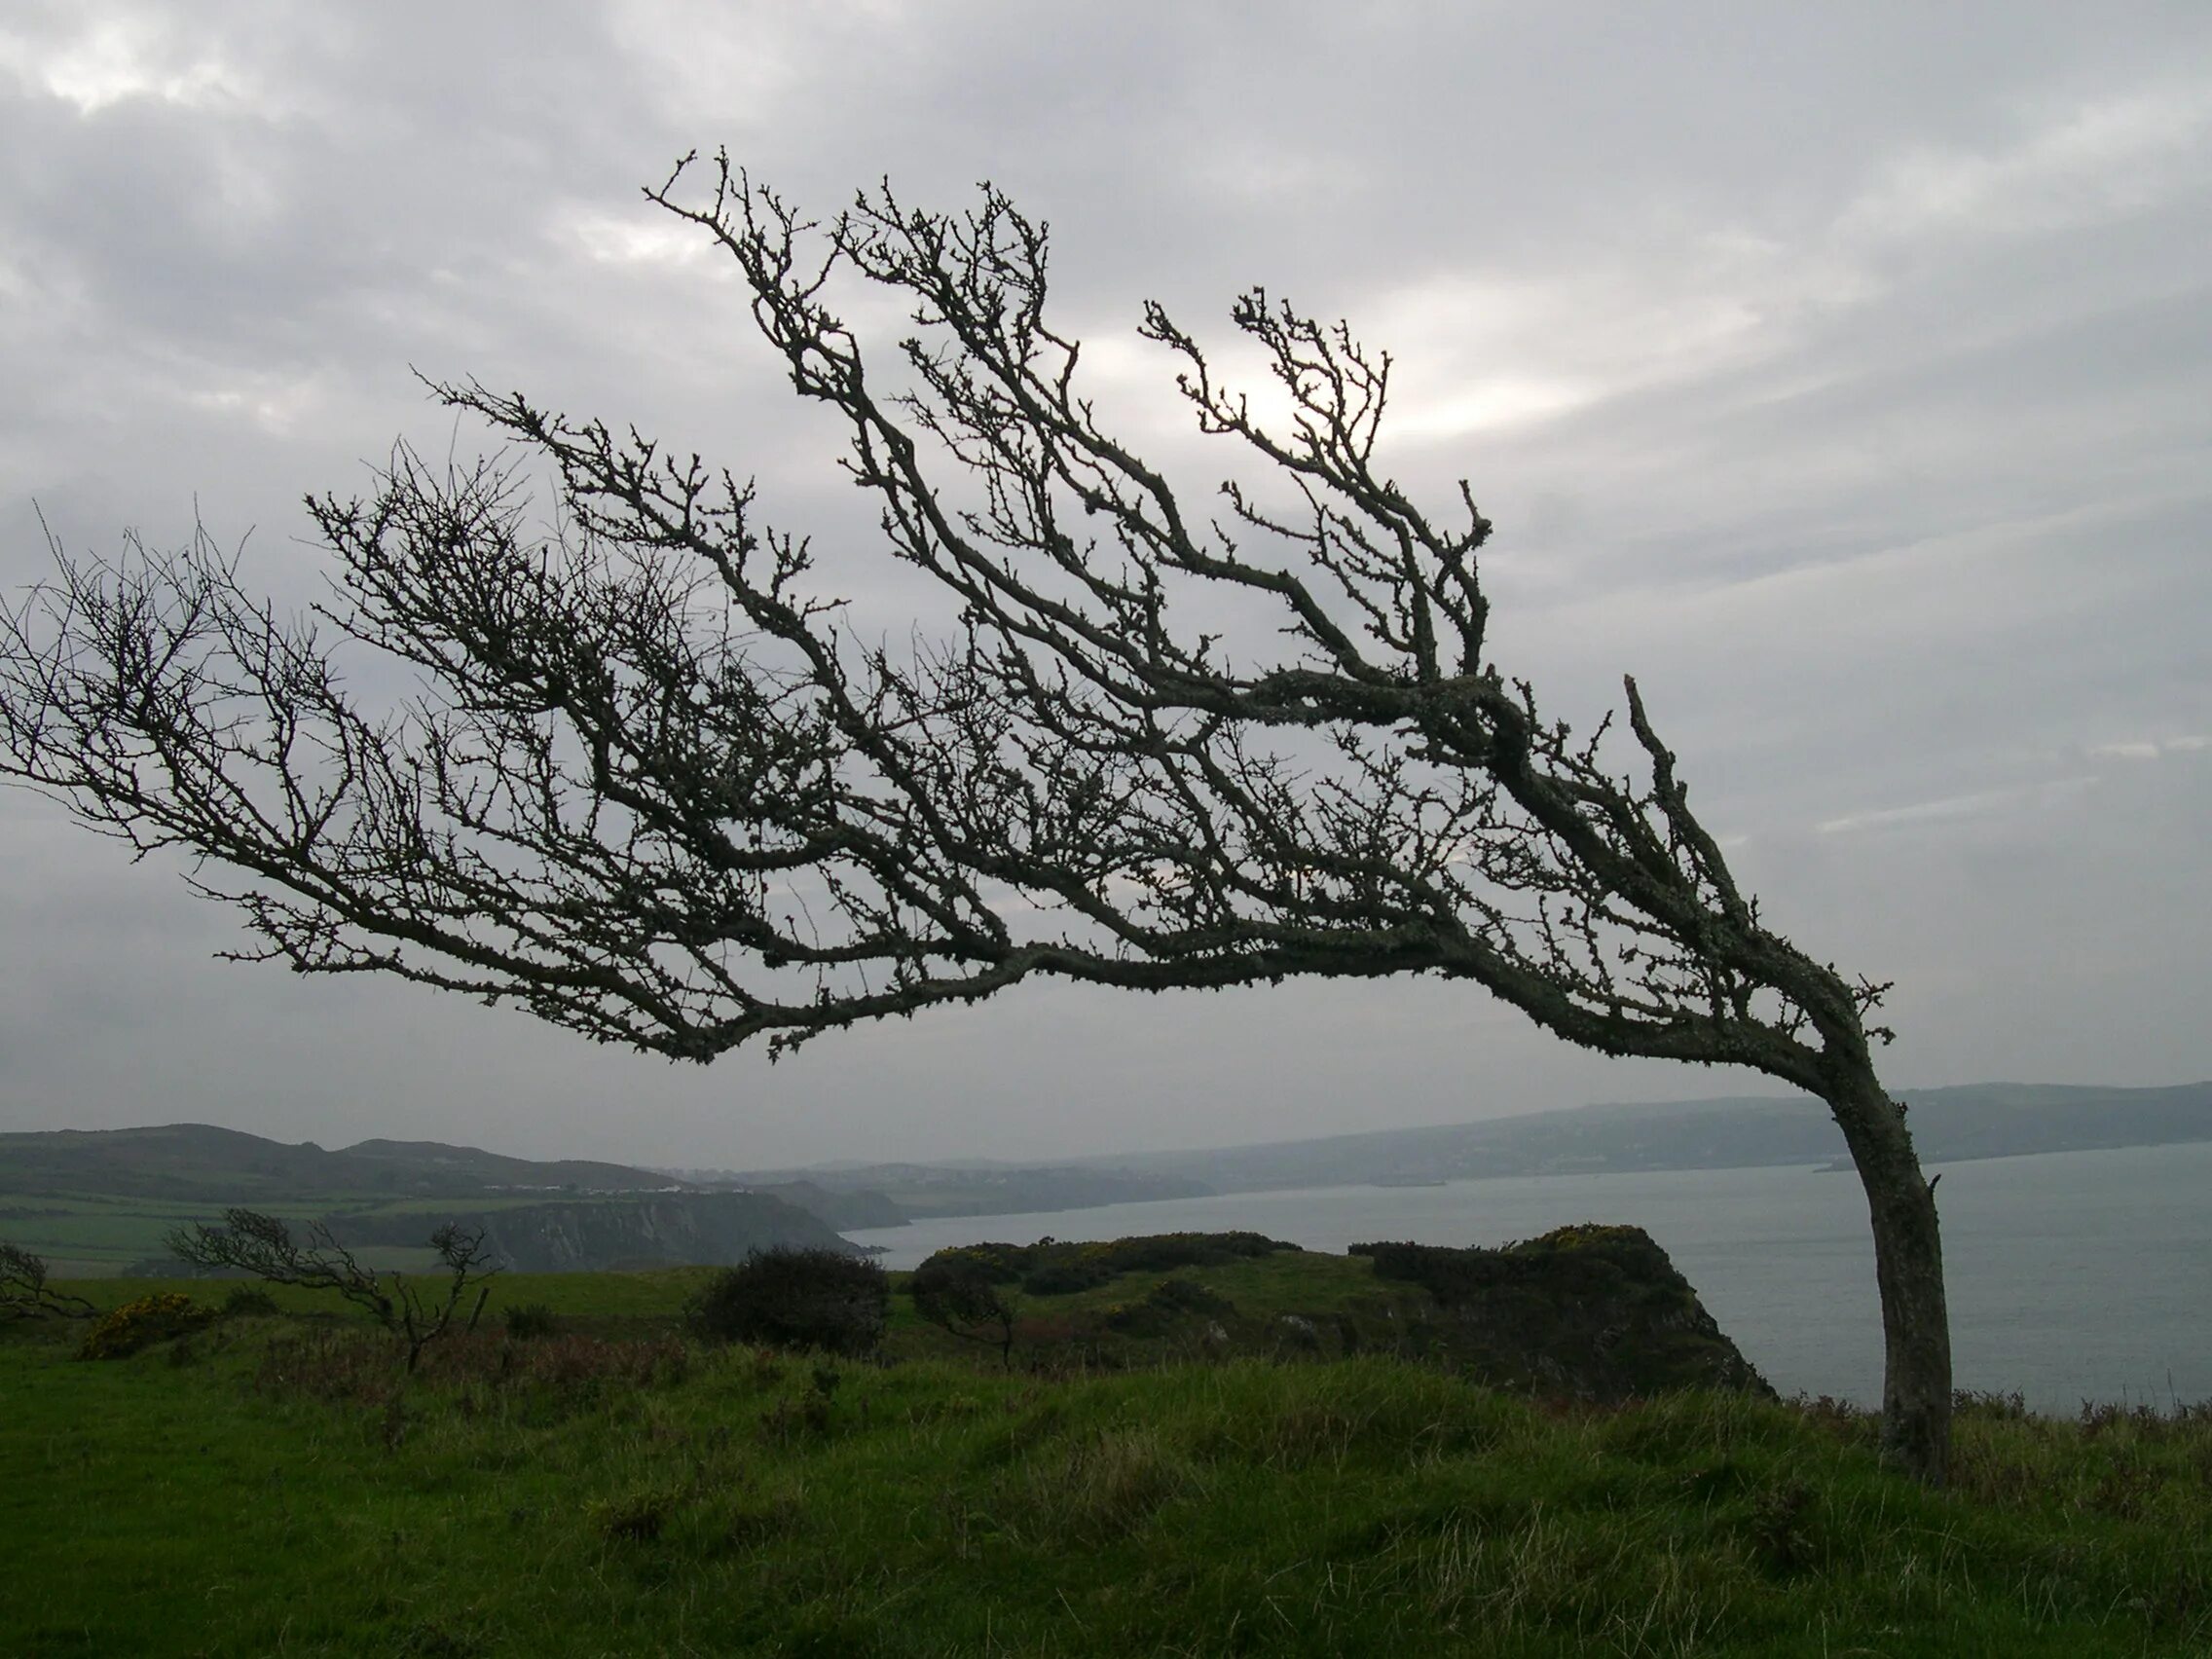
[[1825, 1063, 1952, 1484]]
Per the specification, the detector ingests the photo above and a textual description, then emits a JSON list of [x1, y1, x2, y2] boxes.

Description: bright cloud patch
[[1, 16, 254, 115]]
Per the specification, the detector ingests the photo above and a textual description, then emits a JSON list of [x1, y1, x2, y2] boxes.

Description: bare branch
[[166, 1208, 498, 1369], [0, 1242, 97, 1321], [0, 159, 1951, 1479]]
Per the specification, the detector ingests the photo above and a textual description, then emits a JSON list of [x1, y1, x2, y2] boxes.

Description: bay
[[846, 1140, 2212, 1411]]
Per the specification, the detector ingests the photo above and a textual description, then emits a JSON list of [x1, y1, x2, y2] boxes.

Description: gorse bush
[[1088, 1233, 1293, 1273], [1020, 1259, 1113, 1296], [78, 1293, 216, 1359], [682, 1248, 887, 1356]]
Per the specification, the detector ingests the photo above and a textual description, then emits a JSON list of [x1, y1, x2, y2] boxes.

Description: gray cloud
[[3, 2, 2208, 1165]]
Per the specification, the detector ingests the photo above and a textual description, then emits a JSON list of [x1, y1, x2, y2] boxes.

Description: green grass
[[346, 1194, 575, 1216], [3, 1190, 576, 1278], [0, 1193, 240, 1272], [5, 1284, 2209, 1656], [58, 1266, 718, 1327]]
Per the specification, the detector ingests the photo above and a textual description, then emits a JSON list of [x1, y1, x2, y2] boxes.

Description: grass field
[[5, 1258, 2210, 1657], [0, 1192, 240, 1273], [0, 1192, 490, 1276]]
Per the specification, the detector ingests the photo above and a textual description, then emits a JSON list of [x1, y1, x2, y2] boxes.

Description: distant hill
[[12, 1081, 2208, 1240], [648, 1082, 2212, 1223], [687, 1161, 1215, 1220], [337, 1138, 688, 1196], [0, 1123, 680, 1201], [0, 1124, 868, 1275], [1085, 1081, 2212, 1194]]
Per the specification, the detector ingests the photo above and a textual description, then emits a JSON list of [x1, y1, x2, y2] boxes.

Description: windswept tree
[[911, 1247, 1024, 1371], [168, 1208, 498, 1370], [0, 155, 1951, 1478], [0, 1242, 96, 1322]]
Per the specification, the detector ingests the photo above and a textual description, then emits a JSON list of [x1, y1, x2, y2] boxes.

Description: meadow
[[0, 1190, 517, 1276], [4, 1255, 2210, 1657]]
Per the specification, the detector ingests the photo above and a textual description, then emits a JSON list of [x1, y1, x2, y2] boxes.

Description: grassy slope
[[0, 1192, 492, 1276], [0, 1194, 235, 1272], [4, 1193, 716, 1278], [5, 1267, 2210, 1657]]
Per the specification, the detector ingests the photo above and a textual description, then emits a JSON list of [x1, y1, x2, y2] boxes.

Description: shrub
[[79, 1293, 216, 1359], [682, 1248, 887, 1356], [501, 1302, 559, 1339], [1021, 1260, 1113, 1296], [220, 1285, 279, 1318], [1088, 1233, 1295, 1274]]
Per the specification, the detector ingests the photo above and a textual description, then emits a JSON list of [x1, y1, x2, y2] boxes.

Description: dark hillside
[[1090, 1080, 2212, 1192], [338, 1138, 678, 1194], [0, 1123, 680, 1200], [0, 1124, 361, 1198]]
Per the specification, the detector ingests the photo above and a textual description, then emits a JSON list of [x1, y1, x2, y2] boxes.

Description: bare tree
[[0, 1242, 97, 1321], [0, 154, 1950, 1478], [167, 1209, 498, 1370], [911, 1249, 1022, 1372]]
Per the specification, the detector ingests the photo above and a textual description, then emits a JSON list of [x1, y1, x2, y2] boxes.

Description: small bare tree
[[0, 1242, 96, 1321], [911, 1250, 1021, 1372], [0, 155, 1950, 1477], [166, 1209, 498, 1371]]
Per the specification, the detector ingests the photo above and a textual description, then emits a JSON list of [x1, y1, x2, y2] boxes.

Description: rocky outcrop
[[1350, 1225, 1773, 1401]]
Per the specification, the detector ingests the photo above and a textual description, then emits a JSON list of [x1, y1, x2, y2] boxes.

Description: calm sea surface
[[846, 1140, 2212, 1411]]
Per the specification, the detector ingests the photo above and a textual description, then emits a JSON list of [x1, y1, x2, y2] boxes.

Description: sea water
[[844, 1139, 2212, 1411]]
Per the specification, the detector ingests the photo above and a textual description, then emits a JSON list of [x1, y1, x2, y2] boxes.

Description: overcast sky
[[1, 2, 2207, 1170]]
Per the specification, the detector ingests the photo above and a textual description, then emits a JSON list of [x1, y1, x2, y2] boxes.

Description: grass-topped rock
[[919, 1231, 1299, 1300], [1351, 1224, 1773, 1401], [897, 1227, 1769, 1404]]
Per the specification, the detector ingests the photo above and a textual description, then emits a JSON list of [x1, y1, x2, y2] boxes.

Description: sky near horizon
[[1, 3, 2207, 1170]]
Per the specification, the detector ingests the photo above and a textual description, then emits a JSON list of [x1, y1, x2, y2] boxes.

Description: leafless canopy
[[168, 1208, 498, 1368], [0, 153, 1953, 1479], [0, 1241, 96, 1321], [0, 150, 1892, 1096]]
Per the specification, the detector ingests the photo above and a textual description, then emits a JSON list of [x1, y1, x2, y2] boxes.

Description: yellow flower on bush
[[79, 1292, 216, 1360]]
